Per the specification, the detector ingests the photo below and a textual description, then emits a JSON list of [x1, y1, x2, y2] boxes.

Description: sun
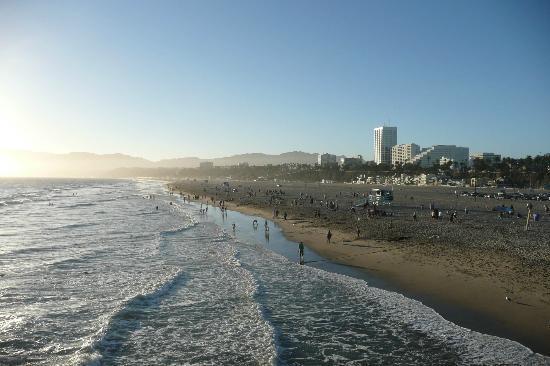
[[0, 154, 21, 177]]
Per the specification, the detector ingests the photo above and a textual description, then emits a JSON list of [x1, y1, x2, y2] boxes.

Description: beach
[[171, 179, 550, 356], [2, 177, 550, 364]]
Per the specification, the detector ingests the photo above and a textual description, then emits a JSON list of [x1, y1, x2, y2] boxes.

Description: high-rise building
[[391, 143, 420, 165], [374, 126, 397, 165]]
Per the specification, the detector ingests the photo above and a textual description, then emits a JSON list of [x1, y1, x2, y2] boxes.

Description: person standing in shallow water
[[299, 241, 304, 264]]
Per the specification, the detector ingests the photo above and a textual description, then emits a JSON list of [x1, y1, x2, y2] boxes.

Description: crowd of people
[[170, 180, 550, 266]]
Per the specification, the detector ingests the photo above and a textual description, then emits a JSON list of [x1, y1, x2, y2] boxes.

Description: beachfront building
[[374, 126, 397, 165], [391, 143, 420, 166], [470, 152, 501, 165], [318, 153, 338, 166], [409, 145, 469, 168], [199, 161, 214, 169], [339, 155, 364, 169]]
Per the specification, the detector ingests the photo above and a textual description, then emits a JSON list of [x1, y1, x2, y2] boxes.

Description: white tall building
[[374, 126, 397, 165], [409, 145, 469, 168], [391, 143, 420, 165]]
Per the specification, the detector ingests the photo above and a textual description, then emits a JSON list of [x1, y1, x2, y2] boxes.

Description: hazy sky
[[1, 0, 549, 160]]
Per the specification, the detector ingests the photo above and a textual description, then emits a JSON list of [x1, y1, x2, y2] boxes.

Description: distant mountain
[[153, 151, 318, 168], [1, 150, 154, 177], [1, 149, 319, 177], [212, 151, 318, 166]]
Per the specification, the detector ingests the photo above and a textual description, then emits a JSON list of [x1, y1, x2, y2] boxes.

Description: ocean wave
[[105, 230, 128, 235], [160, 222, 198, 236], [95, 198, 118, 203], [5, 244, 68, 257], [127, 230, 278, 365], [46, 223, 99, 231], [137, 211, 159, 215], [83, 269, 187, 364], [59, 203, 96, 209], [310, 266, 549, 365], [204, 239, 277, 363], [3, 199, 31, 205], [48, 246, 121, 269]]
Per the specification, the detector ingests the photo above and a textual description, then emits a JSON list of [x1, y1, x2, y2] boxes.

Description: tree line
[[108, 154, 550, 188]]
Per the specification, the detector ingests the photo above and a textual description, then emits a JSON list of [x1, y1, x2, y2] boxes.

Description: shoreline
[[224, 200, 550, 356], [171, 180, 550, 356]]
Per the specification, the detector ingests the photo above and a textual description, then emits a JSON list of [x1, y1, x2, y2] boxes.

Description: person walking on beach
[[327, 230, 332, 244], [299, 241, 304, 264], [413, 211, 417, 221]]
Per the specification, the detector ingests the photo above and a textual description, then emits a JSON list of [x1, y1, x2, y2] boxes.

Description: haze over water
[[0, 178, 548, 365]]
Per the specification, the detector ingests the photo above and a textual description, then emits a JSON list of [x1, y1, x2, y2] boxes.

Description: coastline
[[171, 180, 550, 356], [223, 200, 550, 355]]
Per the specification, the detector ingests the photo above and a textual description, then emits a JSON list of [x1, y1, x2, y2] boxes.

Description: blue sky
[[1, 0, 549, 160]]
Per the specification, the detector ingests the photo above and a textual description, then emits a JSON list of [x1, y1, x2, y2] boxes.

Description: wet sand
[[171, 179, 550, 356]]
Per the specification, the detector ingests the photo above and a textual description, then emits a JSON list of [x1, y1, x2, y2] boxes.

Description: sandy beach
[[171, 179, 550, 356]]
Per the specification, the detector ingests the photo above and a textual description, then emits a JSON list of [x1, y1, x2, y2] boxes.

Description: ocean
[[0, 178, 548, 365]]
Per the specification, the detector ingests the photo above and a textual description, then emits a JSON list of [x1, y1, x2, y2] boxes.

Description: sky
[[1, 0, 549, 161]]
